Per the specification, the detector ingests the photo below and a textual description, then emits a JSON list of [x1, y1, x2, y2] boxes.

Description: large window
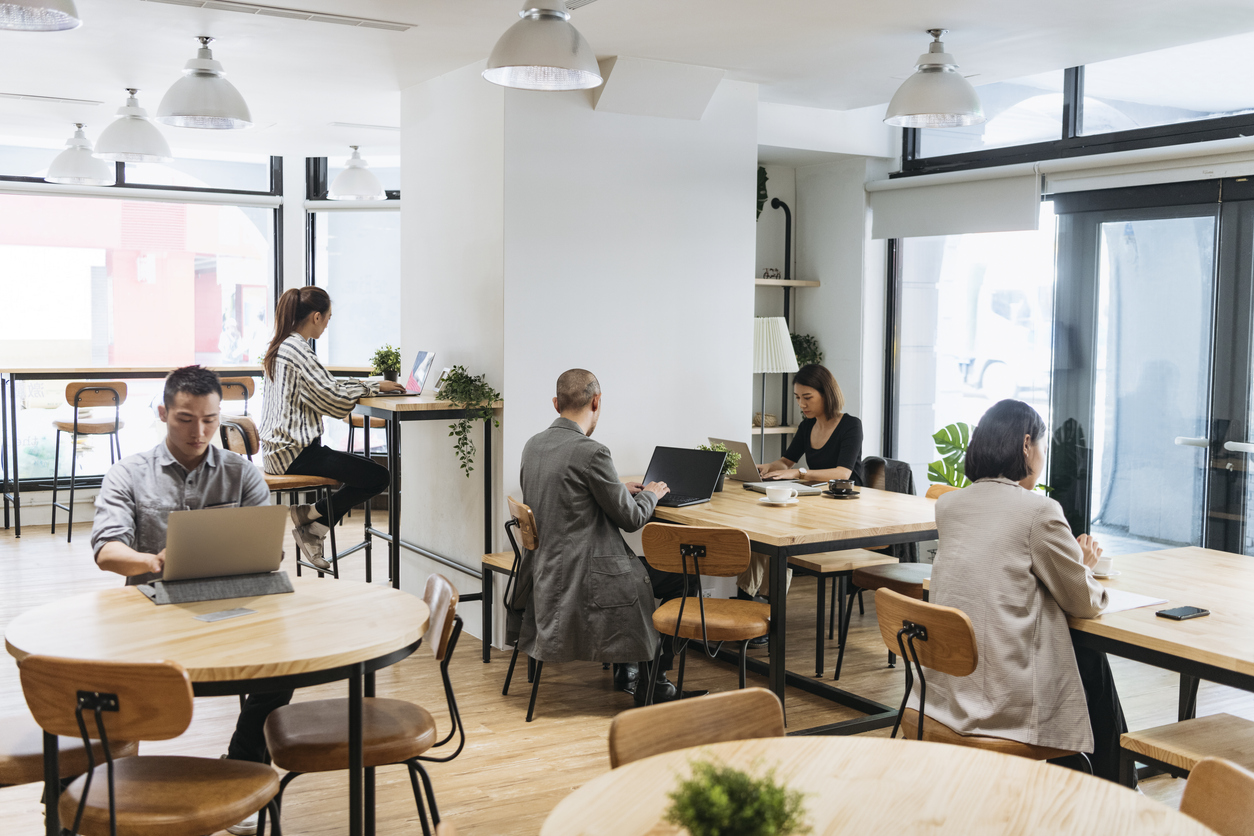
[[918, 71, 1066, 158]]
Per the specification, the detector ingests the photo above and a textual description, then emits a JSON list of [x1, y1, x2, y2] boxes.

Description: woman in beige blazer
[[921, 399, 1130, 783]]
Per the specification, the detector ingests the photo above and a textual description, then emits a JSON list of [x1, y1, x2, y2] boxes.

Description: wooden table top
[[540, 737, 1213, 836], [357, 394, 504, 413], [640, 482, 937, 548], [5, 577, 428, 684], [0, 366, 371, 376]]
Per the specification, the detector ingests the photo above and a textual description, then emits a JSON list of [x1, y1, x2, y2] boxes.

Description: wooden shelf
[[751, 425, 798, 435], [754, 278, 821, 288]]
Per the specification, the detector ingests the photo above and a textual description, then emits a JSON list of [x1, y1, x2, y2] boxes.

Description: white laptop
[[708, 437, 825, 496], [161, 505, 289, 581]]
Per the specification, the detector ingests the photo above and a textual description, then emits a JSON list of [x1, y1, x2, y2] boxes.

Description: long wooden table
[[541, 737, 1210, 835], [647, 482, 938, 733], [5, 576, 427, 836]]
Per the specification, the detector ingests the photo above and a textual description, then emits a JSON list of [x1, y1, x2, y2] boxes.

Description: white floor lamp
[[754, 317, 799, 464]]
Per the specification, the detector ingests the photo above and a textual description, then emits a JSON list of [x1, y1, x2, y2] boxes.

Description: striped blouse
[[259, 333, 379, 474]]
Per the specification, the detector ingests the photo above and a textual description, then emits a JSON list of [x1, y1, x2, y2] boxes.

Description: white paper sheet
[[1097, 588, 1169, 616]]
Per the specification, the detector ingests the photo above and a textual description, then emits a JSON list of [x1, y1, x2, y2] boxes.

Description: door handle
[[1174, 436, 1210, 448], [1223, 440, 1254, 454]]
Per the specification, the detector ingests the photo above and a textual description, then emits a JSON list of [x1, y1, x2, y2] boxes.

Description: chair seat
[[264, 697, 438, 774], [1121, 713, 1254, 773], [345, 414, 387, 428], [483, 551, 515, 573], [788, 549, 898, 575], [852, 563, 932, 599], [0, 713, 138, 787], [59, 755, 279, 836], [262, 472, 340, 490], [901, 708, 1076, 761], [53, 420, 124, 434], [653, 598, 770, 643]]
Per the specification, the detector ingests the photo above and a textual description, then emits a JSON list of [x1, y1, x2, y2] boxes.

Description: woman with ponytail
[[260, 286, 405, 569]]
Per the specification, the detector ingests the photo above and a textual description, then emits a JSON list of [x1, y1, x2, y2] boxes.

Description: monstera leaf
[[928, 422, 973, 487]]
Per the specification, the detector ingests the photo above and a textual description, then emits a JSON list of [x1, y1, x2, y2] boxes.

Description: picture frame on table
[[433, 367, 452, 394]]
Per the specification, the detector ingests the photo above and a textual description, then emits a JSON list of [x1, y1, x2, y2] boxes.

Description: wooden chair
[[220, 415, 342, 577], [1180, 757, 1254, 836], [51, 381, 127, 542], [786, 549, 897, 676], [873, 588, 1086, 766], [19, 656, 280, 836], [607, 687, 784, 768], [1117, 712, 1254, 786], [0, 712, 139, 788], [641, 523, 770, 703], [218, 376, 255, 415], [500, 497, 550, 722], [264, 574, 465, 836]]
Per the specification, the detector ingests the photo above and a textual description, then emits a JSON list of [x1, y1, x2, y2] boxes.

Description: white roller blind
[[868, 167, 1040, 239]]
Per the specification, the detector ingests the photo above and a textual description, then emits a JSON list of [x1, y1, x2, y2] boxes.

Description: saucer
[[822, 490, 861, 500], [759, 497, 799, 506], [1093, 570, 1121, 579]]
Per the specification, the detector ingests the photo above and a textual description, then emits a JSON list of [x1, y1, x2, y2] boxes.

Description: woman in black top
[[759, 363, 865, 485]]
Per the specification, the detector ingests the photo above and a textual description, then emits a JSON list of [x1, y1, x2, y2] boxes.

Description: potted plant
[[928, 422, 973, 488], [371, 344, 402, 382], [439, 365, 502, 477], [790, 333, 823, 368], [698, 442, 741, 491], [665, 758, 810, 836]]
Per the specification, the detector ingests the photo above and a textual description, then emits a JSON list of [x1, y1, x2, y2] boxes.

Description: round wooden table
[[6, 577, 429, 836], [541, 737, 1215, 835]]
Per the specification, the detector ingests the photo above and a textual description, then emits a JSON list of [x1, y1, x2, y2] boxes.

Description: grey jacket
[[513, 417, 660, 663]]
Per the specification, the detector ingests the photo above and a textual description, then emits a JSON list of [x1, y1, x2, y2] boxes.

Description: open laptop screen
[[641, 447, 726, 498]]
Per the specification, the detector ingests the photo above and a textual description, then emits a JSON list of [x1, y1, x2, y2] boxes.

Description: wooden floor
[[2, 520, 1252, 834]]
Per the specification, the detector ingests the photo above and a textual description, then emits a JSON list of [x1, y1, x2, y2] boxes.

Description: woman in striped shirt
[[260, 286, 405, 569]]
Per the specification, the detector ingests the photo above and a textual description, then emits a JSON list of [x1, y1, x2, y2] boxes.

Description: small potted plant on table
[[666, 758, 810, 836], [371, 344, 402, 382], [698, 442, 742, 491]]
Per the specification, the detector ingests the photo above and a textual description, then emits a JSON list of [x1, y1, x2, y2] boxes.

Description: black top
[[783, 414, 865, 485]]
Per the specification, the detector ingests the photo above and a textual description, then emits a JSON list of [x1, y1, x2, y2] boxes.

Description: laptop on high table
[[707, 436, 825, 495], [641, 446, 727, 507], [368, 350, 437, 396]]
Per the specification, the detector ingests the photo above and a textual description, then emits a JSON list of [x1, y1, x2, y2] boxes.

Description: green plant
[[665, 758, 810, 836], [440, 365, 502, 477], [756, 166, 769, 220], [370, 343, 402, 375], [698, 442, 741, 478], [790, 333, 823, 368], [927, 422, 972, 487]]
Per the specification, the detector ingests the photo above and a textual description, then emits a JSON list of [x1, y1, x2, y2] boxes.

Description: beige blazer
[[910, 477, 1108, 752]]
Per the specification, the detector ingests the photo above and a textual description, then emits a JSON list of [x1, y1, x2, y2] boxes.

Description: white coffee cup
[[1094, 555, 1115, 576], [764, 485, 799, 503]]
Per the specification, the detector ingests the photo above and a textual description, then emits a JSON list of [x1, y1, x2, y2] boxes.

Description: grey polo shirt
[[91, 440, 271, 585]]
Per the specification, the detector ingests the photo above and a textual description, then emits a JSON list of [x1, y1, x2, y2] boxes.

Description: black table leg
[[349, 663, 364, 836], [365, 670, 376, 836], [483, 568, 494, 663], [768, 546, 788, 721], [388, 415, 401, 589], [483, 417, 492, 556], [815, 571, 825, 676], [363, 417, 373, 583], [43, 730, 59, 836], [1179, 674, 1200, 721]]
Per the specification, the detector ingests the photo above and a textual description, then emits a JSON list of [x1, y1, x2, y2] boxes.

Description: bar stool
[[343, 413, 388, 521], [51, 381, 126, 542]]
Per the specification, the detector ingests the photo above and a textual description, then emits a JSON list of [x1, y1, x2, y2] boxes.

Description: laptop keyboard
[[657, 494, 706, 506]]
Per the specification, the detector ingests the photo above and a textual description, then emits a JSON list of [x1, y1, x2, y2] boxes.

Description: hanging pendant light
[[0, 0, 80, 31], [46, 124, 115, 185], [94, 89, 173, 163], [156, 36, 252, 130], [884, 29, 985, 128], [483, 0, 602, 91], [328, 147, 386, 201]]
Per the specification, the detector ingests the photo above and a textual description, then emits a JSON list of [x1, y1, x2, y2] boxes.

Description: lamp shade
[[46, 125, 115, 186], [483, 0, 602, 91], [328, 147, 386, 201], [884, 30, 985, 128], [156, 37, 252, 130], [0, 0, 79, 31], [95, 89, 173, 163], [753, 317, 799, 374]]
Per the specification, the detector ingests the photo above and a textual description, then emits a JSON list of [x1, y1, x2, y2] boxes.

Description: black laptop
[[641, 446, 727, 507]]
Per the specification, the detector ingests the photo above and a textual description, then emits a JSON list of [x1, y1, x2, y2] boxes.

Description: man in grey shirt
[[90, 366, 278, 836]]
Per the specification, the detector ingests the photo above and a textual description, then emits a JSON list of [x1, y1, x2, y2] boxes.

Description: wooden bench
[[1120, 713, 1254, 785], [787, 549, 898, 676]]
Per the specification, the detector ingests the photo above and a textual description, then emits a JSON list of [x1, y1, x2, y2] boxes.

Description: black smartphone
[[1156, 606, 1211, 621]]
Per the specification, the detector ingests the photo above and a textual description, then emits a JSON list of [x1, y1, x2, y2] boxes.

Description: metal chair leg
[[828, 576, 839, 639], [815, 571, 826, 676], [50, 430, 61, 535], [406, 762, 433, 836], [525, 660, 544, 722], [857, 589, 865, 615], [676, 644, 687, 695], [527, 655, 536, 683], [739, 640, 748, 689], [503, 643, 521, 695], [644, 640, 664, 706], [66, 430, 77, 542], [833, 577, 858, 680]]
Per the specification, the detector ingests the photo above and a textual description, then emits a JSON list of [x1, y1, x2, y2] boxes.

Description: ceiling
[[2, 0, 1253, 160]]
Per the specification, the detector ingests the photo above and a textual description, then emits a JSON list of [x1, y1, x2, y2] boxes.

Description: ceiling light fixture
[[156, 36, 253, 130], [46, 124, 115, 185], [483, 0, 602, 91], [94, 89, 174, 163], [328, 147, 386, 201], [0, 0, 80, 31], [884, 29, 985, 128]]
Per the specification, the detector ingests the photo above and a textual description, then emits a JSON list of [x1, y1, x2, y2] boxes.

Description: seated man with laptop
[[91, 365, 284, 836]]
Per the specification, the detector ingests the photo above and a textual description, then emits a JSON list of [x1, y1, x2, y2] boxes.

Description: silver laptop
[[162, 505, 288, 581], [708, 436, 825, 496]]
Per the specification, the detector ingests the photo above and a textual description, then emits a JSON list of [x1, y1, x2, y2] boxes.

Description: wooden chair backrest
[[507, 497, 538, 550], [222, 415, 261, 458], [422, 573, 460, 662], [863, 457, 887, 491], [20, 656, 194, 742], [641, 523, 751, 577], [925, 484, 961, 500], [608, 688, 784, 768], [1181, 757, 1254, 836], [218, 376, 256, 402], [874, 588, 978, 677], [65, 382, 128, 408]]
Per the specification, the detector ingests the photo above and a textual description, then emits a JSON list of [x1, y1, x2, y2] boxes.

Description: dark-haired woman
[[260, 286, 405, 569], [920, 398, 1130, 783], [758, 364, 864, 485]]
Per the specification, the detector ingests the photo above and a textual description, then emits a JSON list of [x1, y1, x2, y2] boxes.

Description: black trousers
[[285, 437, 390, 527], [641, 555, 702, 672], [1072, 637, 1131, 785], [226, 689, 294, 762]]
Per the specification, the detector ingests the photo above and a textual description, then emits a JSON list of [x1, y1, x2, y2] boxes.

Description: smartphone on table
[[1156, 606, 1210, 621]]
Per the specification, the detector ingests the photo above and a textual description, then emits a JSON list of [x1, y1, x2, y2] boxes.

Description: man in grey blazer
[[515, 369, 706, 705]]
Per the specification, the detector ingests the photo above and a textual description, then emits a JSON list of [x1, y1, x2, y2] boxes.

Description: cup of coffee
[[1094, 555, 1115, 576], [764, 485, 799, 503], [828, 479, 855, 495]]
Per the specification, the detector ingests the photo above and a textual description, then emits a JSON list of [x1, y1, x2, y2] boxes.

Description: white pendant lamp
[[94, 89, 173, 163], [328, 147, 386, 201], [483, 0, 602, 91], [884, 29, 985, 128], [0, 0, 80, 31], [46, 124, 115, 185], [156, 36, 252, 130]]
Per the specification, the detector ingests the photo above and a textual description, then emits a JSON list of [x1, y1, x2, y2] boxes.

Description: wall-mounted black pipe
[[771, 197, 792, 283]]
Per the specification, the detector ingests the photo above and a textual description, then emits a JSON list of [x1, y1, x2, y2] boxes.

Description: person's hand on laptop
[[642, 481, 670, 499], [378, 380, 407, 394], [764, 469, 801, 481], [626, 481, 645, 495], [150, 549, 166, 575]]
